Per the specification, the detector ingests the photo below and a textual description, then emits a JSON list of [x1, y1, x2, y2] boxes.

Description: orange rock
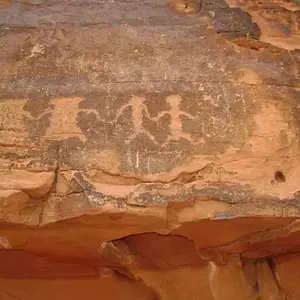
[[0, 0, 300, 298]]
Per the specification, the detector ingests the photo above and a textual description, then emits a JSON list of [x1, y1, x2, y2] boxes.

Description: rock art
[[0, 0, 300, 299]]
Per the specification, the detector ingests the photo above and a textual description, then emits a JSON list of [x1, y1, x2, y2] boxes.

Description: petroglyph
[[0, 99, 35, 146], [43, 97, 87, 142], [113, 95, 157, 144], [0, 100, 29, 133], [0, 94, 200, 147], [107, 94, 197, 145], [154, 94, 196, 144], [56, 94, 198, 146], [0, 97, 99, 144]]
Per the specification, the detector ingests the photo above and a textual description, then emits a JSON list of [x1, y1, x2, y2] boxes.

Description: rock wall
[[0, 0, 300, 299]]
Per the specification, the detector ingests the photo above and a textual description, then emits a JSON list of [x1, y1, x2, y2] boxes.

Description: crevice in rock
[[72, 163, 212, 186], [0, 288, 22, 300], [266, 257, 287, 299], [198, 219, 299, 254], [52, 190, 85, 198], [242, 259, 260, 294], [113, 268, 161, 300]]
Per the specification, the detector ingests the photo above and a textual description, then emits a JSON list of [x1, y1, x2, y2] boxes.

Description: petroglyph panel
[[0, 81, 267, 174], [75, 84, 259, 174], [1, 72, 299, 179]]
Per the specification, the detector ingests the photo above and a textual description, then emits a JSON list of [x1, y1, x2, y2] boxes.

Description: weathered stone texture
[[0, 0, 300, 299]]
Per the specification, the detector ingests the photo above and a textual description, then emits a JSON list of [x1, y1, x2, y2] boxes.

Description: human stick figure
[[112, 95, 157, 143], [152, 94, 195, 144]]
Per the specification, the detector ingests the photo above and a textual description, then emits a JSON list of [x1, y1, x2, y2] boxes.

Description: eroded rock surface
[[0, 0, 300, 299]]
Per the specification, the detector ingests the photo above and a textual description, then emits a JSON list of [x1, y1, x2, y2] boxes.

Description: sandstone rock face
[[0, 0, 300, 299]]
